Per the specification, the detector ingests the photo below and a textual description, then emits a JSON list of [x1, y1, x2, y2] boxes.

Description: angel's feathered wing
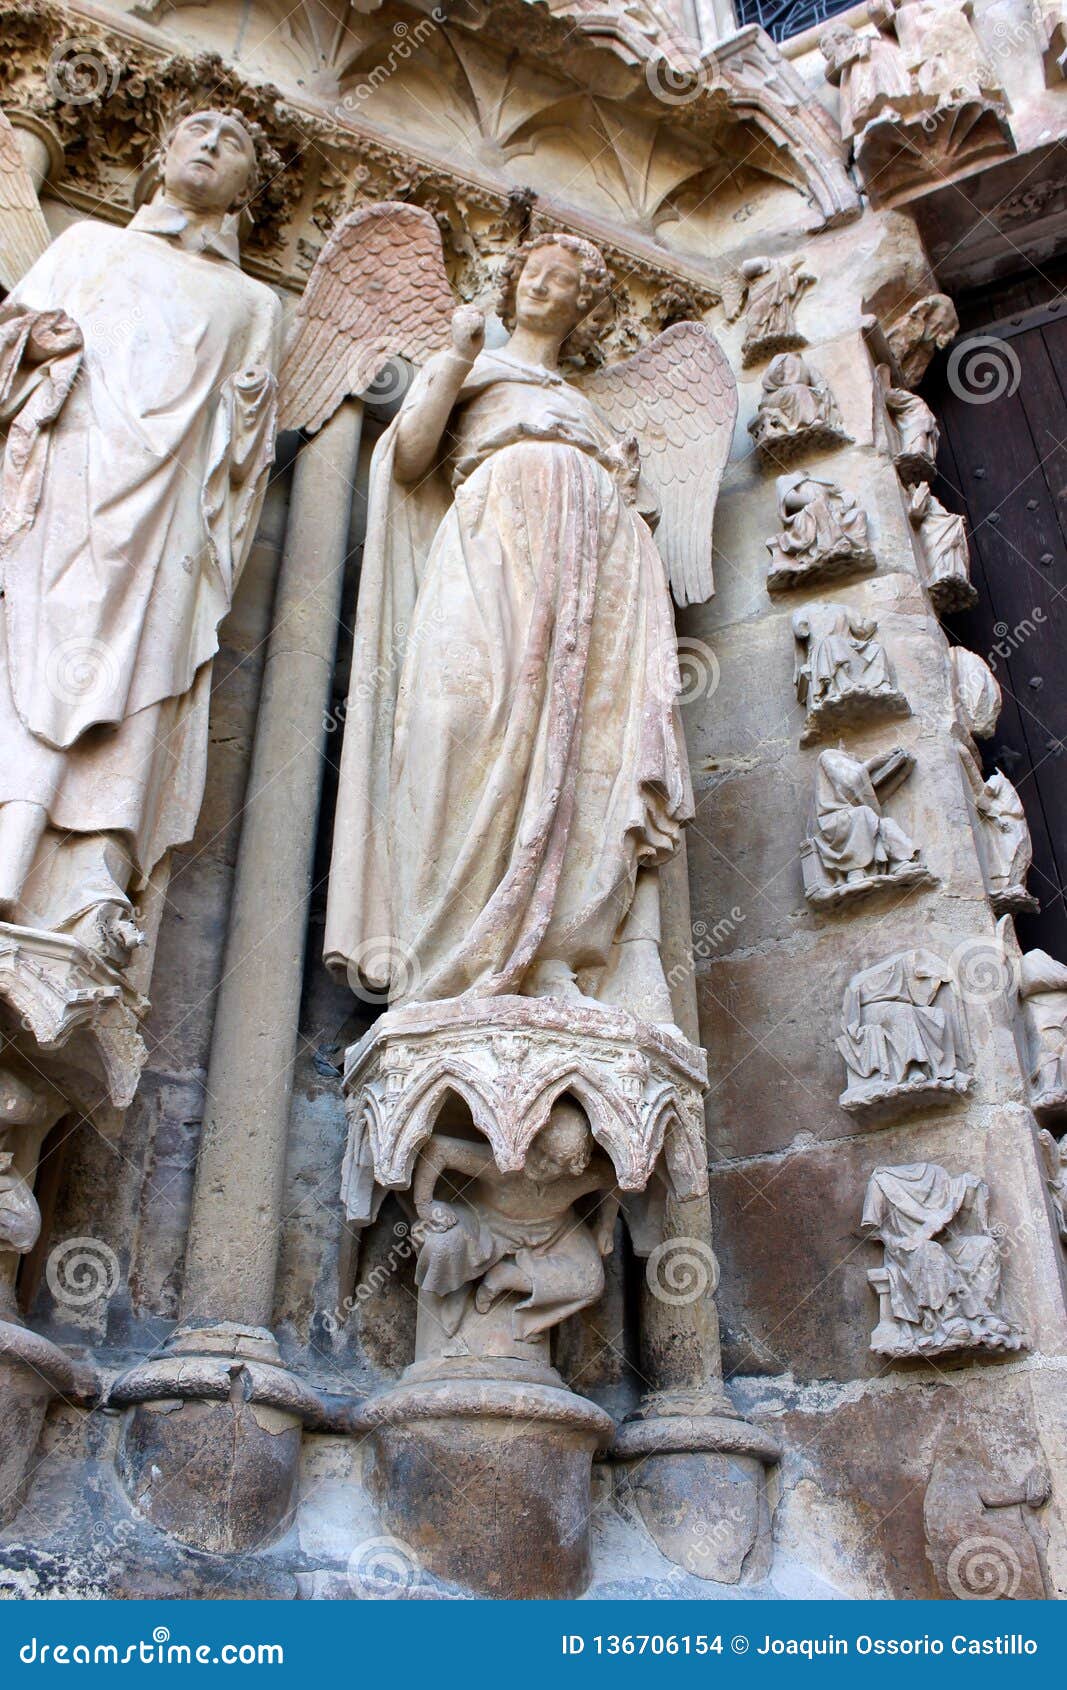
[[578, 321, 737, 607], [0, 107, 51, 293], [279, 201, 454, 436]]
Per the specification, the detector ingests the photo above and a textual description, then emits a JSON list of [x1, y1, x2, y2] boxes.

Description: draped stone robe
[[0, 203, 281, 902], [325, 349, 692, 1003]]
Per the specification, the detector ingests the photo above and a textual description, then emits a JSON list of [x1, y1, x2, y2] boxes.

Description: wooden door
[[925, 300, 1067, 958]]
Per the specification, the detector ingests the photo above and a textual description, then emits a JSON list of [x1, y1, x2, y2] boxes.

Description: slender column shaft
[[180, 402, 364, 1327]]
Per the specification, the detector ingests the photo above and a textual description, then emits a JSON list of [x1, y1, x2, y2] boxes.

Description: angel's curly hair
[[498, 232, 613, 359], [138, 104, 277, 214]]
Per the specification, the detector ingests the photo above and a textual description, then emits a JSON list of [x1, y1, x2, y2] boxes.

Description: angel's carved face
[[164, 111, 257, 215], [515, 244, 585, 339]]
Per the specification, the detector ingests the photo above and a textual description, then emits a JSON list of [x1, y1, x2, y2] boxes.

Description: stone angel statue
[[0, 106, 50, 293], [320, 225, 737, 1021]]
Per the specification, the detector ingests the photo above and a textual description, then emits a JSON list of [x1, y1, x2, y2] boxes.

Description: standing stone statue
[[883, 378, 939, 481], [910, 484, 977, 612], [820, 14, 914, 143], [958, 746, 1037, 914], [0, 108, 281, 957], [721, 255, 814, 367]]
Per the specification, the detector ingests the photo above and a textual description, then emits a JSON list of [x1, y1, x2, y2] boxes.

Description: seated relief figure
[[882, 376, 939, 483], [837, 948, 972, 1115], [909, 483, 977, 613], [792, 602, 909, 744], [1020, 949, 1067, 1123], [765, 472, 873, 591], [326, 231, 736, 1377], [958, 745, 1037, 914], [862, 1162, 1025, 1359], [748, 352, 850, 462], [0, 108, 280, 959], [802, 745, 932, 908]]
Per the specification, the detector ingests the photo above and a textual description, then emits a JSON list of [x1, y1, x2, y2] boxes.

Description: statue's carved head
[[162, 108, 260, 216], [499, 232, 613, 359], [527, 1099, 594, 1183]]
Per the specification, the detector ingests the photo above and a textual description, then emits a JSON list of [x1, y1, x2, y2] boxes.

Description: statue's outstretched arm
[[394, 306, 484, 484]]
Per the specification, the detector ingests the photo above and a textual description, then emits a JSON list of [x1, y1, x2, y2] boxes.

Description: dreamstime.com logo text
[[19, 1626, 283, 1666]]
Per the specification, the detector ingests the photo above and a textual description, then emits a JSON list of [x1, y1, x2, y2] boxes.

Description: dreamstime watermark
[[649, 635, 720, 710], [347, 1534, 422, 1597], [949, 934, 1019, 1007], [45, 1236, 120, 1309], [645, 1236, 719, 1306], [45, 636, 120, 710], [46, 39, 120, 106], [946, 1534, 1023, 1599], [644, 52, 720, 106], [337, 12, 446, 117], [988, 608, 1046, 672], [947, 335, 1021, 405], [321, 1218, 426, 1332]]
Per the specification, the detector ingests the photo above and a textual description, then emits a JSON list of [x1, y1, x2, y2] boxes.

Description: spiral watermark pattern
[[362, 354, 415, 408], [347, 1534, 422, 1598], [650, 635, 720, 710], [346, 936, 422, 1005], [47, 40, 120, 105], [950, 935, 1019, 1007], [946, 1535, 1022, 1599], [644, 54, 719, 106], [46, 1236, 120, 1309], [947, 336, 1021, 406], [45, 636, 120, 709], [645, 1237, 718, 1305]]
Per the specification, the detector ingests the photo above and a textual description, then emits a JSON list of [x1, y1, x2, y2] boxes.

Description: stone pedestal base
[[113, 1323, 324, 1554], [0, 1317, 95, 1525], [613, 1396, 780, 1585], [352, 1374, 614, 1598]]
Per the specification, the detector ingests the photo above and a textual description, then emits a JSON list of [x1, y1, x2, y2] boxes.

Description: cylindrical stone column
[[115, 402, 364, 1550]]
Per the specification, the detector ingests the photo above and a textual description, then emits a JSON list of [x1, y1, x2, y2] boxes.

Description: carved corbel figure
[[885, 293, 959, 386], [748, 353, 851, 463], [1019, 950, 1067, 1123], [909, 484, 977, 612], [721, 256, 815, 368], [861, 1162, 1026, 1358], [802, 745, 932, 908], [837, 949, 972, 1115], [765, 473, 874, 592], [882, 374, 939, 481], [792, 603, 909, 744], [958, 746, 1037, 915], [950, 646, 1002, 739]]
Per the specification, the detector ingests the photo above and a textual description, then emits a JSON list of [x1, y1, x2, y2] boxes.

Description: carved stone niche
[[343, 993, 708, 1599], [837, 948, 972, 1118], [1019, 949, 1067, 1125], [861, 1162, 1027, 1360], [792, 604, 910, 746], [765, 473, 874, 593], [909, 484, 978, 614], [820, 1, 1014, 211], [802, 745, 934, 910], [0, 921, 146, 1522], [748, 353, 851, 465]]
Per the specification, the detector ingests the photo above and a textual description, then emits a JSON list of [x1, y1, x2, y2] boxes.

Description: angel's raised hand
[[451, 305, 485, 362]]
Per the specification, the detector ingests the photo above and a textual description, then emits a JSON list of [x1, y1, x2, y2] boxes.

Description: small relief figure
[[802, 745, 933, 909], [412, 1101, 618, 1353], [765, 473, 874, 592], [748, 353, 851, 464], [1034, 0, 1067, 84], [958, 747, 1037, 915], [924, 1414, 1052, 1598], [820, 16, 914, 144], [886, 293, 959, 386], [909, 484, 977, 613], [0, 1149, 40, 1254], [1019, 949, 1067, 1123], [792, 604, 909, 745], [1038, 1128, 1067, 1239], [837, 948, 972, 1115], [882, 376, 939, 482], [885, 0, 1004, 105], [950, 646, 1001, 740], [861, 1162, 1026, 1358], [721, 256, 815, 368]]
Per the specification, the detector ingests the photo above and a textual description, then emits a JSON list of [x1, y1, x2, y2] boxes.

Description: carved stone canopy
[[342, 994, 709, 1208]]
